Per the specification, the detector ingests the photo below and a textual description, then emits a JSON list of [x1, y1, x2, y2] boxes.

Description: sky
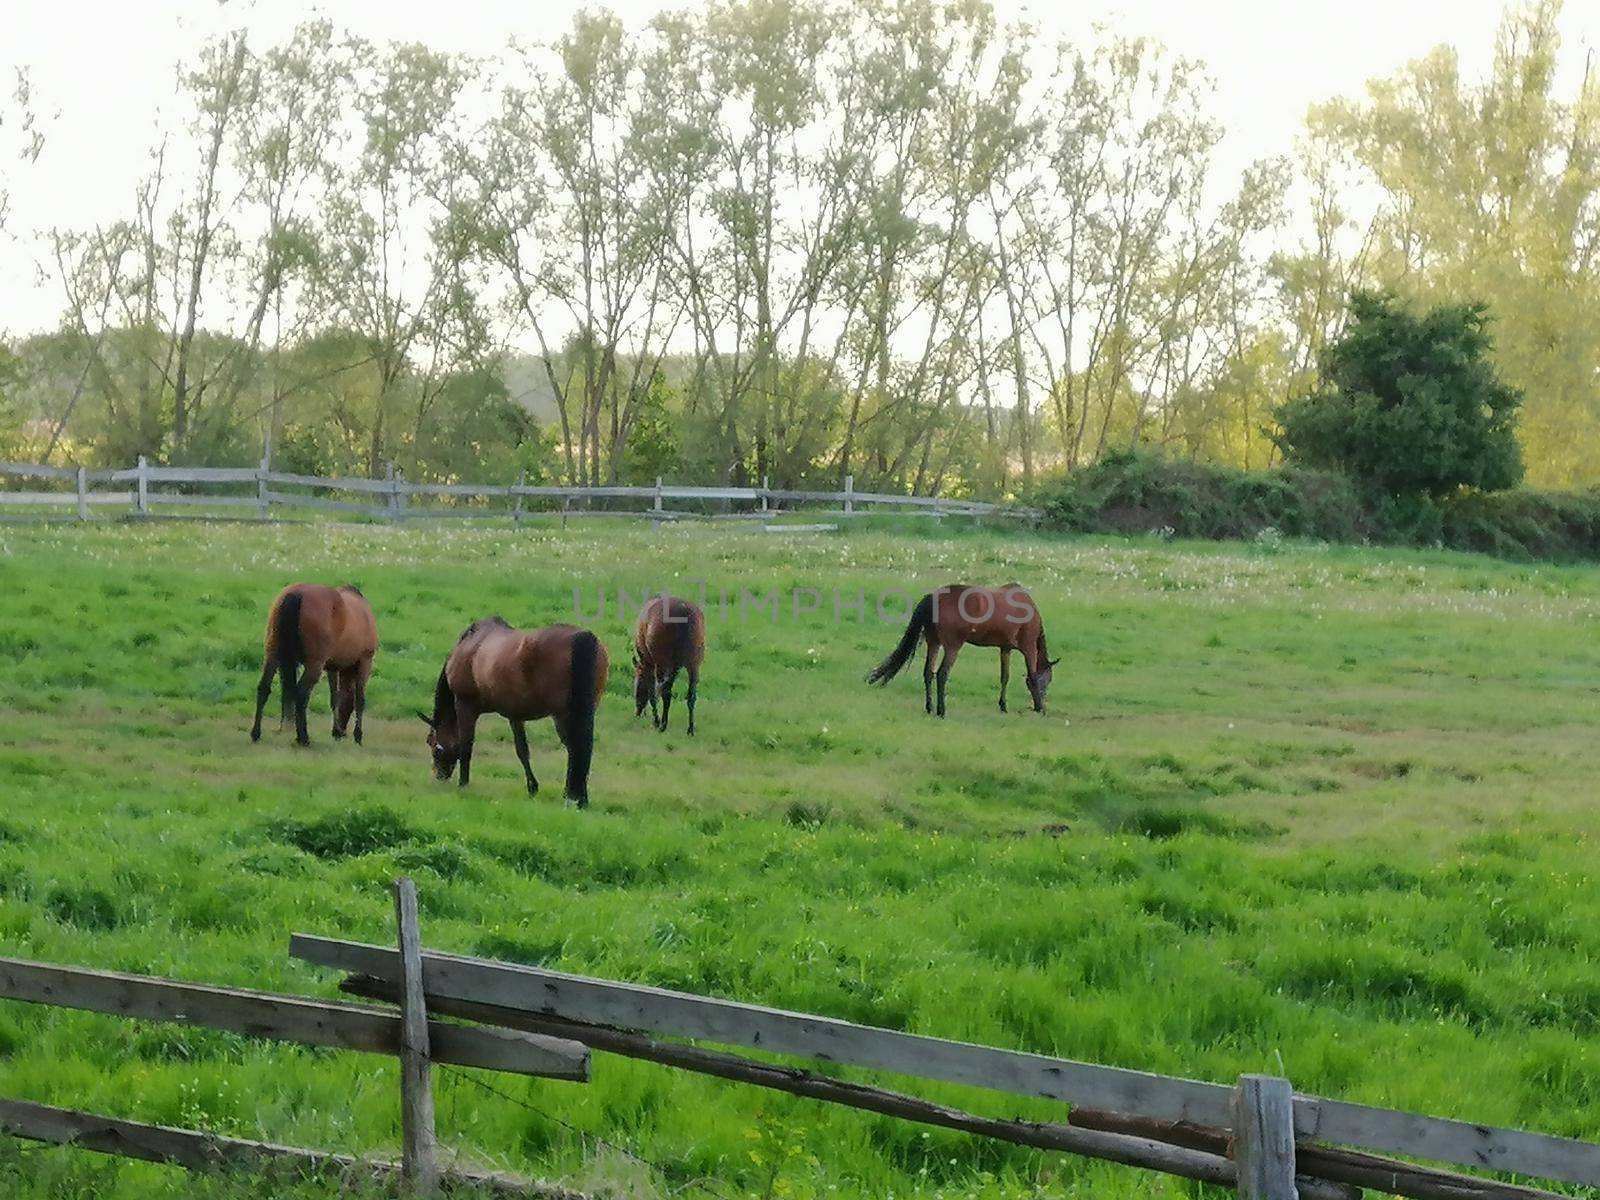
[[2, 0, 1598, 334]]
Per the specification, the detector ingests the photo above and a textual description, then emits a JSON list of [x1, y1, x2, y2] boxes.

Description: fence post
[[843, 474, 853, 517], [513, 470, 526, 526], [654, 475, 664, 514], [257, 451, 270, 521], [760, 474, 769, 514], [75, 466, 88, 521], [1232, 1074, 1297, 1200], [393, 877, 439, 1194], [135, 456, 148, 516]]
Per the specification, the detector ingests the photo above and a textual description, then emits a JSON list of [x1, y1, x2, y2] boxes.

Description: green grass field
[[1, 517, 1599, 1198]]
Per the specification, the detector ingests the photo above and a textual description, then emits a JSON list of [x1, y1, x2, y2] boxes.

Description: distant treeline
[[1, 0, 1597, 495]]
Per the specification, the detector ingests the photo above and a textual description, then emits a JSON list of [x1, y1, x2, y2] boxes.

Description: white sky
[[2, 0, 1598, 335]]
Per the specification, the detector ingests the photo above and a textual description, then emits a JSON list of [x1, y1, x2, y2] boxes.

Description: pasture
[[0, 518, 1598, 1198]]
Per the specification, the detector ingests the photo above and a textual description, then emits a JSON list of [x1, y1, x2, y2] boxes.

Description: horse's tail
[[565, 630, 600, 806], [276, 590, 304, 723], [866, 592, 933, 685]]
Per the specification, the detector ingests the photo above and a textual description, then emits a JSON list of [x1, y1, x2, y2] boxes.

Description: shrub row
[[1031, 450, 1600, 561]]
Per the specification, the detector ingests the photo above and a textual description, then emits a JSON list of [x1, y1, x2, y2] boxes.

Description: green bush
[[1032, 448, 1600, 561], [1273, 291, 1524, 497]]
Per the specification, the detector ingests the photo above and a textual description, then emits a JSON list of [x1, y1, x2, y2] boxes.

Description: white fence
[[0, 458, 1034, 525]]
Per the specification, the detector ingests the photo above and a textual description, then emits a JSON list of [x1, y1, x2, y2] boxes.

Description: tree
[[1311, 0, 1600, 485], [1274, 290, 1523, 497]]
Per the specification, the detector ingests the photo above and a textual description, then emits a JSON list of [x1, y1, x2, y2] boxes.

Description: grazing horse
[[251, 583, 378, 746], [420, 617, 609, 807], [633, 595, 705, 735], [866, 583, 1058, 717]]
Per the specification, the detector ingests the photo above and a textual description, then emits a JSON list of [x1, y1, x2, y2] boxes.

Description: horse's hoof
[[250, 729, 261, 743], [353, 729, 363, 745], [331, 727, 346, 739]]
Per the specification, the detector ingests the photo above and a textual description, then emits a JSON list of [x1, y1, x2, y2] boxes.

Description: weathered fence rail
[[4, 877, 1591, 1200], [0, 458, 1033, 524], [0, 881, 588, 1196], [292, 928, 1600, 1200]]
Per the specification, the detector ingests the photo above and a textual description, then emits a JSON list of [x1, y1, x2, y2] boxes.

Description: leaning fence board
[[114, 466, 261, 484], [0, 957, 587, 1081], [1067, 1106, 1571, 1200], [291, 936, 1600, 1188], [145, 492, 261, 508], [290, 936, 1234, 1125], [0, 1097, 577, 1197], [1291, 1096, 1600, 1191], [264, 470, 396, 494], [261, 490, 387, 516]]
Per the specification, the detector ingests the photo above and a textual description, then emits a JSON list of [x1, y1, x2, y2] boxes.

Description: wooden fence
[[1, 876, 1595, 1199], [0, 880, 587, 1196], [0, 458, 1032, 525]]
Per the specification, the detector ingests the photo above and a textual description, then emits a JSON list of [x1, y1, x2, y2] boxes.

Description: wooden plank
[[265, 470, 394, 494], [0, 492, 78, 506], [341, 974, 1353, 1200], [292, 937, 1600, 1188], [0, 1097, 578, 1197], [117, 466, 261, 484], [1293, 1096, 1600, 1191], [0, 956, 587, 1081], [1234, 1075, 1297, 1200], [262, 490, 387, 516], [393, 879, 439, 1193], [660, 485, 763, 501], [145, 493, 261, 509], [400, 482, 514, 498], [291, 936, 1234, 1125], [0, 461, 81, 480], [1069, 1106, 1571, 1200]]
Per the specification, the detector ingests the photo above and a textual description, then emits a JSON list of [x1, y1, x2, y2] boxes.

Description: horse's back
[[458, 622, 608, 720], [636, 596, 705, 667], [929, 582, 1040, 647]]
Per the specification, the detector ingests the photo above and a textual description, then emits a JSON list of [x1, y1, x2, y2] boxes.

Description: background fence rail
[[0, 460, 1036, 524]]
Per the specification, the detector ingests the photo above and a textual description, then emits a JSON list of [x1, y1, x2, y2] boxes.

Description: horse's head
[[418, 712, 459, 780], [1027, 634, 1061, 714], [632, 652, 651, 717]]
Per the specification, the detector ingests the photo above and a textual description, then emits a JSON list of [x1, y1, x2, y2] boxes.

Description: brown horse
[[420, 617, 609, 806], [251, 583, 379, 746], [866, 583, 1058, 717], [632, 595, 705, 735]]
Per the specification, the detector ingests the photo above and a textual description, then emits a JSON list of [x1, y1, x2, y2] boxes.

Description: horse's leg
[[998, 648, 1011, 713], [935, 643, 961, 719], [648, 669, 661, 730], [685, 664, 698, 736], [922, 636, 937, 715], [511, 719, 538, 796], [250, 655, 275, 742], [456, 710, 480, 787], [331, 670, 353, 739], [293, 662, 324, 746], [351, 655, 373, 745], [658, 667, 679, 732]]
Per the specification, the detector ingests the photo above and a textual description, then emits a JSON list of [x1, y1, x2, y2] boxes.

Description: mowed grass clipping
[[0, 518, 1598, 1198]]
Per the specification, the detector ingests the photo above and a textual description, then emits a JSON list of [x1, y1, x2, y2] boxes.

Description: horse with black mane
[[251, 583, 378, 746], [420, 617, 609, 807], [866, 583, 1057, 717]]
